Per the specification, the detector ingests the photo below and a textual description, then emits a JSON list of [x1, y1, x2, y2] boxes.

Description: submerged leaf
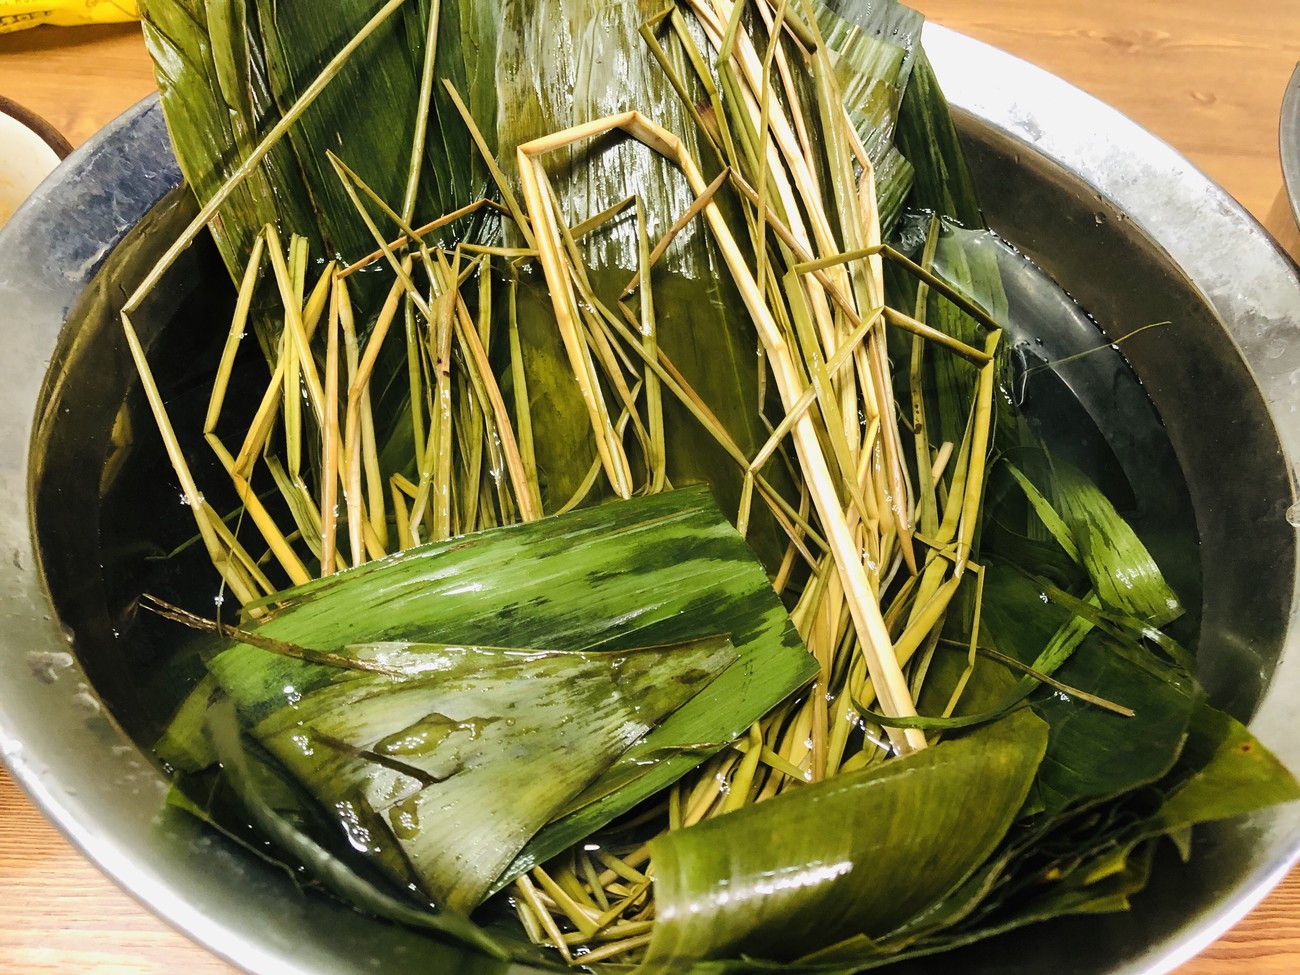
[[251, 636, 737, 913], [202, 697, 517, 958], [641, 710, 1048, 968], [980, 566, 1198, 816], [1155, 702, 1300, 832], [1044, 461, 1183, 627]]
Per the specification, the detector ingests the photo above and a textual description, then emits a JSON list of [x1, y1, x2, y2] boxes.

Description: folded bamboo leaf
[[893, 709, 1299, 968], [640, 710, 1048, 969], [1030, 637, 1196, 816], [246, 636, 737, 913], [902, 840, 1160, 968], [188, 488, 816, 875], [201, 697, 523, 958]]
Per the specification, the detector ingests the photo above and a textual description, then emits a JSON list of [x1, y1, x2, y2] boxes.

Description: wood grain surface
[[1, 4, 1299, 973]]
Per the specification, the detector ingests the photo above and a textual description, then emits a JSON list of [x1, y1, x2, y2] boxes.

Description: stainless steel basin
[[2, 24, 1298, 975]]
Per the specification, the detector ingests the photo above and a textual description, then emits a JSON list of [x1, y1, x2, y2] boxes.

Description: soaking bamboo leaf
[[251, 0, 497, 261], [494, 0, 793, 568], [140, 0, 501, 289], [139, 0, 320, 284], [176, 488, 816, 879], [814, 0, 924, 234], [887, 219, 1010, 460], [890, 841, 1162, 969], [248, 636, 737, 913], [981, 565, 1198, 816], [155, 673, 219, 772], [1028, 635, 1196, 816], [1154, 702, 1300, 832], [202, 697, 522, 959], [641, 710, 1048, 969], [893, 47, 983, 230], [1041, 460, 1183, 627]]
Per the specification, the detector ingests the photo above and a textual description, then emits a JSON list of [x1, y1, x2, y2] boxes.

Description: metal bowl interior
[[3, 24, 1300, 975]]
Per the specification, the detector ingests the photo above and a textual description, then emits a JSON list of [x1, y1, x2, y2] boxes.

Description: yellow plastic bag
[[0, 1, 139, 34]]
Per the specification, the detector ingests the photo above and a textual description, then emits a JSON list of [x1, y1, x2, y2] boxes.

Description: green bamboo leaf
[[494, 0, 793, 568], [1003, 461, 1080, 562], [814, 0, 923, 233], [980, 566, 1197, 817], [1154, 702, 1300, 832], [1047, 461, 1183, 627], [175, 488, 816, 877], [640, 710, 1048, 969], [885, 220, 1010, 465], [140, 0, 500, 292], [140, 0, 319, 282], [893, 46, 983, 229], [892, 841, 1161, 970], [251, 0, 497, 260], [247, 636, 737, 913], [883, 710, 1299, 968], [155, 673, 219, 772], [1030, 637, 1196, 816], [201, 697, 521, 958]]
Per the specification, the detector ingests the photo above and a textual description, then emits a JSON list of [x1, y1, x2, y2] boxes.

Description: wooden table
[[1, 4, 1299, 973]]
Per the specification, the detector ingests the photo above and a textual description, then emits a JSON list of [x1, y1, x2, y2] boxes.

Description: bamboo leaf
[[892, 46, 983, 229], [494, 0, 793, 569], [201, 697, 521, 957], [1154, 702, 1300, 832], [173, 488, 816, 887], [248, 636, 738, 913], [1047, 461, 1183, 627], [140, 0, 319, 284], [980, 565, 1198, 817], [140, 0, 501, 292], [814, 0, 922, 233], [641, 711, 1048, 968]]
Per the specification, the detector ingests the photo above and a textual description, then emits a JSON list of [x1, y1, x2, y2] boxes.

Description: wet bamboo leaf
[[249, 636, 737, 913], [155, 673, 219, 772], [140, 0, 319, 283], [140, 0, 500, 288], [1154, 702, 1300, 832], [494, 0, 793, 568], [893, 47, 983, 230], [175, 488, 816, 888], [641, 710, 1048, 968], [201, 697, 523, 958], [1043, 461, 1183, 627], [981, 565, 1197, 816], [815, 0, 923, 234]]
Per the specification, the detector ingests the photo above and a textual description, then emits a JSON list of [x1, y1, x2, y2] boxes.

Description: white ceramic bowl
[[0, 96, 70, 229]]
